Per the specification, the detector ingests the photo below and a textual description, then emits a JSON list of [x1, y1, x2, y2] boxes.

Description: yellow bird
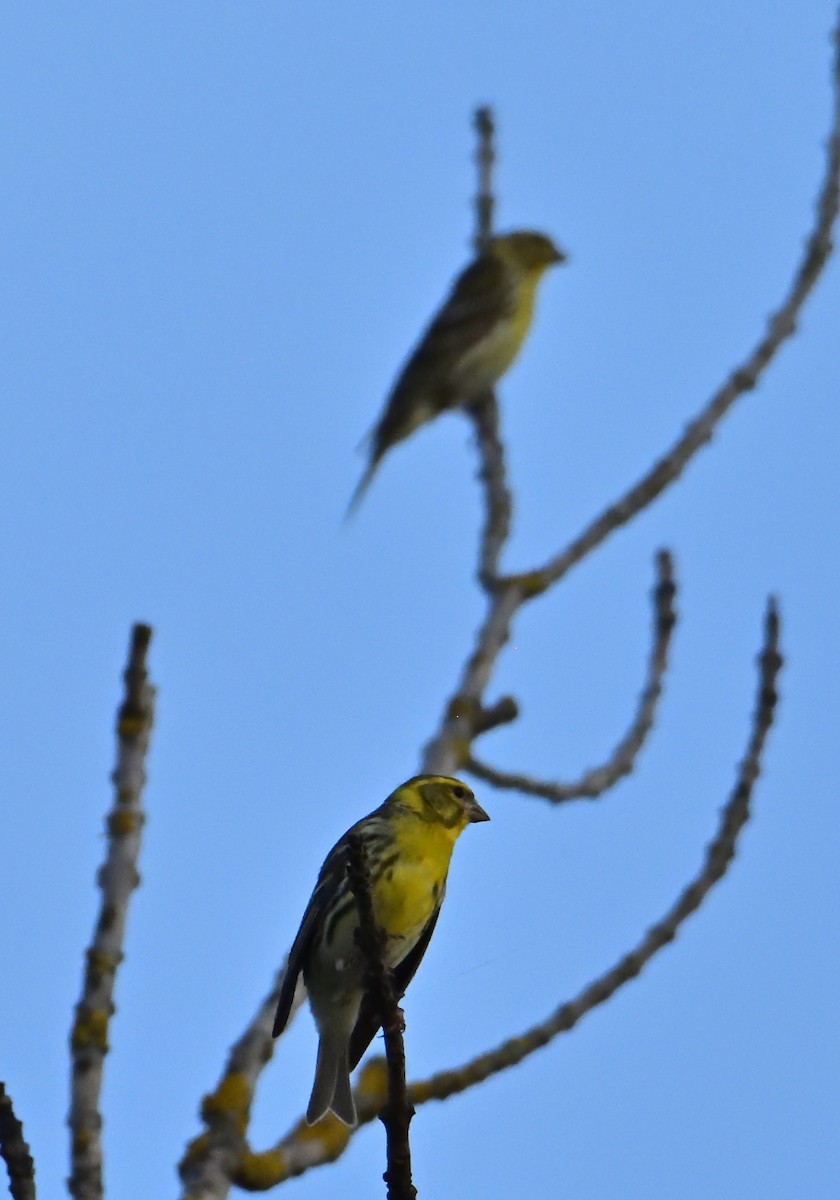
[[272, 775, 490, 1126], [348, 229, 565, 512]]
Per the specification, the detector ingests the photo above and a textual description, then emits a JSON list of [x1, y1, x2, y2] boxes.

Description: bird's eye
[[452, 786, 466, 799]]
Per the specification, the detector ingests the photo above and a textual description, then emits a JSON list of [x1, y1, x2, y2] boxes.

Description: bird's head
[[489, 230, 566, 275], [389, 775, 490, 830]]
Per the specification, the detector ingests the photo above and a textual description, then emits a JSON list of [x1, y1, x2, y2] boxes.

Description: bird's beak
[[466, 797, 490, 823], [551, 244, 567, 264]]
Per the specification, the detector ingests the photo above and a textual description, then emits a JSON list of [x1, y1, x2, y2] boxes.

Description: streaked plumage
[[348, 229, 565, 512], [272, 775, 490, 1125]]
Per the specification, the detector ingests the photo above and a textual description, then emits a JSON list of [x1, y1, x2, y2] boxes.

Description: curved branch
[[239, 600, 781, 1187], [466, 549, 677, 802], [510, 29, 840, 593], [0, 1083, 36, 1200], [408, 600, 781, 1103], [68, 624, 155, 1200]]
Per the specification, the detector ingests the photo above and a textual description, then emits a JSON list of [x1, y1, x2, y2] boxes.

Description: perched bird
[[348, 229, 565, 512], [272, 775, 489, 1126]]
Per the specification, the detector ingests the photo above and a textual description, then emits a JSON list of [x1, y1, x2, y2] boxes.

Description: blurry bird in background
[[347, 229, 565, 514], [272, 775, 490, 1126]]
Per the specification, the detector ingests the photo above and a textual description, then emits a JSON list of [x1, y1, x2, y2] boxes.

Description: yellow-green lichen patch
[[71, 1008, 109, 1053], [235, 1147, 290, 1190], [515, 570, 550, 599], [200, 1071, 252, 1136], [294, 1113, 352, 1163], [84, 948, 121, 990], [118, 713, 148, 737], [71, 1129, 93, 1154], [107, 809, 144, 837], [356, 1056, 388, 1110]]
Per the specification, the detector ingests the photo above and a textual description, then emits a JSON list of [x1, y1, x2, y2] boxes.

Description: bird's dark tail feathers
[[306, 1038, 357, 1126], [345, 458, 380, 519]]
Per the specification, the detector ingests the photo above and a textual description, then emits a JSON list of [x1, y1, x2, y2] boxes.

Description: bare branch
[[474, 695, 519, 735], [0, 1083, 36, 1200], [468, 392, 514, 587], [183, 15, 838, 1189], [425, 16, 838, 780], [67, 624, 155, 1200], [466, 549, 677, 802], [466, 108, 515, 587], [409, 600, 782, 1103], [245, 600, 781, 1184], [347, 836, 416, 1200], [507, 30, 840, 594], [473, 105, 495, 252]]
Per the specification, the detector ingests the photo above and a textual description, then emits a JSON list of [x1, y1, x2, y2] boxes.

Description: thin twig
[[467, 108, 514, 586], [241, 600, 781, 1185], [68, 624, 155, 1200], [0, 1083, 36, 1200], [466, 550, 677, 801], [473, 105, 495, 253], [346, 836, 416, 1200]]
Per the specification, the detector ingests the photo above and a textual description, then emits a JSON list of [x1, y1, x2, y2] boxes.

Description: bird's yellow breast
[[453, 267, 545, 395], [372, 817, 459, 955]]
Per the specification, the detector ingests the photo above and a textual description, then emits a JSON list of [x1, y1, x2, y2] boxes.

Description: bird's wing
[[399, 254, 515, 388], [356, 254, 516, 486], [347, 904, 442, 1070], [272, 838, 352, 1038]]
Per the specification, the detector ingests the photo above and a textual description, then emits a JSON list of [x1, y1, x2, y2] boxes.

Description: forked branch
[[237, 601, 781, 1186], [177, 12, 839, 1196], [466, 550, 676, 802]]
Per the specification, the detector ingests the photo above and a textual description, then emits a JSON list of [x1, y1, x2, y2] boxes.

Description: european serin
[[272, 775, 489, 1126], [348, 229, 565, 512]]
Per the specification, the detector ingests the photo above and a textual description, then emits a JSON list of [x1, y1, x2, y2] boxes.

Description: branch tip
[[69, 625, 156, 1200]]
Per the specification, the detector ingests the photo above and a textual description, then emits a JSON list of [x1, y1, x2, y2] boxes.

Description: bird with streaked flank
[[272, 775, 490, 1126], [347, 229, 565, 513]]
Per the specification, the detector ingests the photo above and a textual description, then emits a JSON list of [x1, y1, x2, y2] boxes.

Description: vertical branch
[[469, 106, 513, 584], [0, 1083, 36, 1200], [68, 624, 156, 1200], [472, 106, 496, 253], [346, 835, 417, 1200], [471, 395, 513, 586]]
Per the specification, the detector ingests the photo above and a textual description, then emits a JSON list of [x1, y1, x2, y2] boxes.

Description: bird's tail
[[344, 458, 380, 519], [306, 1038, 357, 1126]]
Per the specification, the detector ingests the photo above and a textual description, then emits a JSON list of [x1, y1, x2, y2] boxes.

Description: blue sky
[[1, 4, 838, 1198]]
